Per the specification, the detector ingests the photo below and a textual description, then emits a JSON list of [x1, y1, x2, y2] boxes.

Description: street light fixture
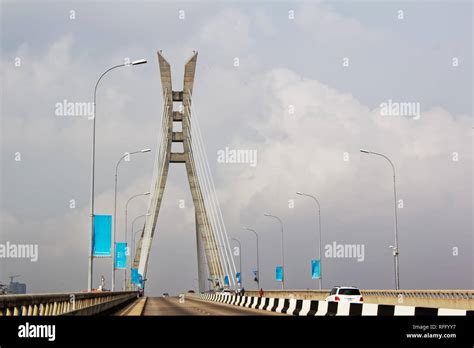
[[264, 213, 285, 289], [131, 59, 147, 66], [296, 191, 323, 290], [243, 227, 260, 290], [112, 151, 151, 291], [360, 149, 400, 290], [88, 58, 147, 292]]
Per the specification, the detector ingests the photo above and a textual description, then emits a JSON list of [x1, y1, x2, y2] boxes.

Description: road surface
[[140, 296, 283, 316]]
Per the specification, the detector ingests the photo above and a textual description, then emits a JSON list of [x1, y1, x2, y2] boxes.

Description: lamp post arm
[[94, 64, 126, 106]]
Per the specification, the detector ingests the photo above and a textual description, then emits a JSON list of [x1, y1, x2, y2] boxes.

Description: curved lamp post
[[243, 227, 260, 290], [123, 199, 150, 290], [360, 149, 400, 290], [296, 192, 323, 290], [129, 213, 150, 290], [112, 150, 150, 291], [88, 58, 147, 291], [264, 213, 285, 289]]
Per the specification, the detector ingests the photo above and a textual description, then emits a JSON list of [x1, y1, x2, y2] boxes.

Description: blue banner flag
[[224, 275, 229, 286], [92, 215, 112, 257], [236, 272, 241, 284], [131, 268, 139, 284], [275, 266, 283, 281], [311, 259, 321, 279], [115, 242, 127, 269]]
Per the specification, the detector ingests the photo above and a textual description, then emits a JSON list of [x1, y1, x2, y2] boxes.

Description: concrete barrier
[[0, 291, 138, 316], [199, 293, 473, 316], [245, 289, 474, 310]]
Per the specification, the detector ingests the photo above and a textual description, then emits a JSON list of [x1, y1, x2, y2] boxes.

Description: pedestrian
[[259, 288, 264, 297]]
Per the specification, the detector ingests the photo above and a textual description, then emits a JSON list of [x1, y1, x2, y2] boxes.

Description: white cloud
[[199, 8, 254, 54]]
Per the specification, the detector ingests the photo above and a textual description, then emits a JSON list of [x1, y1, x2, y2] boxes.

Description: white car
[[220, 288, 233, 296], [326, 286, 363, 303]]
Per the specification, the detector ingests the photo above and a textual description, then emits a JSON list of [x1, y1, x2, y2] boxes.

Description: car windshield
[[338, 288, 361, 295]]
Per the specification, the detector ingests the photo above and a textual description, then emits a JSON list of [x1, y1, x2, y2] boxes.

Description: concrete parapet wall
[[0, 291, 139, 316]]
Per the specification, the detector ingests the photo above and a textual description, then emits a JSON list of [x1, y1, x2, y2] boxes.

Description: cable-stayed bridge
[[0, 51, 472, 317]]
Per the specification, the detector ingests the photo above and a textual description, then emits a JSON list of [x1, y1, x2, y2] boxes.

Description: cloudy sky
[[0, 0, 472, 295]]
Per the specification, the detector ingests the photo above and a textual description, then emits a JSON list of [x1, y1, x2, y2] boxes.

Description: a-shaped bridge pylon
[[132, 51, 237, 292]]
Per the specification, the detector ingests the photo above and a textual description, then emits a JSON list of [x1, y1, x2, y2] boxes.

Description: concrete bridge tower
[[132, 52, 229, 292]]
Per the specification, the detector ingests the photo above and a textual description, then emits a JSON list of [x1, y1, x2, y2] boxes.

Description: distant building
[[9, 282, 26, 294], [0, 284, 8, 294]]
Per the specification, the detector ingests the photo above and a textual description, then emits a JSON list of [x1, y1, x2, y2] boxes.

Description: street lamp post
[[243, 227, 260, 290], [130, 213, 150, 289], [130, 229, 143, 291], [360, 149, 400, 290], [122, 189, 151, 290], [124, 202, 150, 290], [264, 213, 285, 289], [231, 237, 242, 289], [296, 192, 323, 290], [112, 150, 150, 291], [88, 58, 147, 292]]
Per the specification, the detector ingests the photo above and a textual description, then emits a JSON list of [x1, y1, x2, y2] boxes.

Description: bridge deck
[[140, 296, 283, 316]]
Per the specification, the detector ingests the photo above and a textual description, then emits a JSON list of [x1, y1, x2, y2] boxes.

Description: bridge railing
[[0, 291, 138, 316], [362, 290, 474, 309], [362, 289, 473, 299], [245, 290, 474, 310]]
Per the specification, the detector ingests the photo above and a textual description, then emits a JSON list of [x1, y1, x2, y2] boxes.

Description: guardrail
[[244, 290, 474, 310], [0, 291, 138, 316]]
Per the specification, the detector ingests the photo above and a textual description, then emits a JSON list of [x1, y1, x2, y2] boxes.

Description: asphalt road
[[142, 296, 284, 316]]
